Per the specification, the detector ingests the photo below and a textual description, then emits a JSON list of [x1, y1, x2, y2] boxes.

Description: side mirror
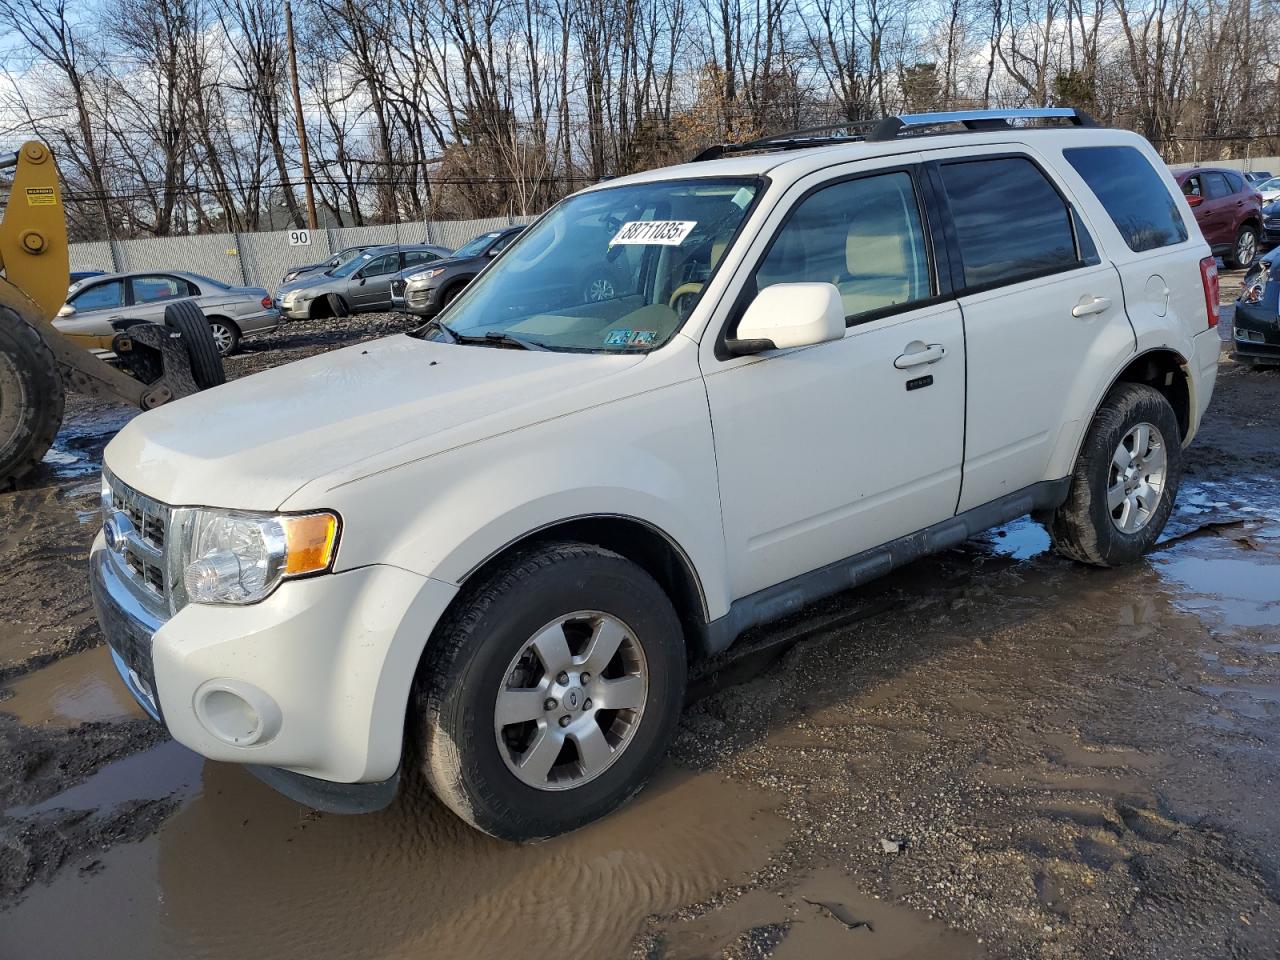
[[57, 303, 75, 318], [726, 282, 846, 355], [1187, 194, 1203, 208]]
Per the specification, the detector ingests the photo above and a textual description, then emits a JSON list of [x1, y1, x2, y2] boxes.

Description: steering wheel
[[668, 282, 703, 315]]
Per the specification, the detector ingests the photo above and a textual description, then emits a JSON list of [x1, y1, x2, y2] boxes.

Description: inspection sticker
[[609, 220, 696, 246], [25, 187, 56, 206]]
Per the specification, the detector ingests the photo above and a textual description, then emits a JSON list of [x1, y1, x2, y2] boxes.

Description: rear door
[[126, 274, 197, 323], [929, 147, 1131, 512], [1199, 172, 1234, 247]]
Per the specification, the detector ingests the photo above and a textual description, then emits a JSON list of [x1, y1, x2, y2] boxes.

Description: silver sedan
[[55, 270, 281, 357]]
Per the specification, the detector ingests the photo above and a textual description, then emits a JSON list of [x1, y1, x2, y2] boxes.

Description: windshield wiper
[[414, 317, 459, 343], [454, 330, 550, 351]]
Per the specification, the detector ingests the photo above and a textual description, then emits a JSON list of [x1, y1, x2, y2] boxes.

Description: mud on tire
[[164, 300, 225, 389], [411, 541, 686, 842], [1049, 382, 1183, 567], [0, 305, 65, 489]]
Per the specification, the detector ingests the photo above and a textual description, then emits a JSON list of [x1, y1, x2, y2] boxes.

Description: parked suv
[[91, 110, 1220, 840], [390, 227, 525, 317], [1175, 167, 1262, 267]]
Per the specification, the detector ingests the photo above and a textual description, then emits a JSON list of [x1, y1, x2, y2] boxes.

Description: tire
[[163, 300, 225, 389], [1227, 225, 1259, 269], [207, 317, 240, 357], [0, 306, 65, 489], [413, 541, 686, 841], [438, 281, 466, 311], [325, 293, 349, 318], [1049, 382, 1183, 567]]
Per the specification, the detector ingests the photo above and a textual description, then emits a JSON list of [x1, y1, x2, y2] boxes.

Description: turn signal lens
[[281, 512, 339, 575]]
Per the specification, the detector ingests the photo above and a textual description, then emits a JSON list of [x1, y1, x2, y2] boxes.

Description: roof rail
[[867, 107, 1096, 141], [690, 108, 1098, 162], [691, 121, 879, 162]]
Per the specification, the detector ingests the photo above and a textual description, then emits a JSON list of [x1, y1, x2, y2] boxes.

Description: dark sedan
[[1234, 249, 1280, 364], [277, 243, 452, 319], [391, 227, 526, 317]]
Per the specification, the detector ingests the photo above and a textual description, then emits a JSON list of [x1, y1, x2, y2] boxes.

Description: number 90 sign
[[288, 229, 312, 246]]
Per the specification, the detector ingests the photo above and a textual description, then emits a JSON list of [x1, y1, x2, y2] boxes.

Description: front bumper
[[90, 532, 459, 799], [395, 283, 443, 317], [278, 298, 315, 320], [1230, 300, 1280, 363]]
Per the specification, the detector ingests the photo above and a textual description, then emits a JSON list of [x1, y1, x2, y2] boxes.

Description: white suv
[[91, 109, 1222, 840]]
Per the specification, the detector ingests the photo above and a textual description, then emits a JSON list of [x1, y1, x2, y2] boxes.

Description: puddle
[[41, 405, 135, 480], [1152, 539, 1280, 628], [1, 646, 144, 728], [0, 761, 790, 959], [977, 517, 1050, 560], [653, 867, 984, 959]]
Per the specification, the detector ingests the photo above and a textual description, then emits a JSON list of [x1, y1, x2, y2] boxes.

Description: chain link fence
[[70, 215, 540, 291]]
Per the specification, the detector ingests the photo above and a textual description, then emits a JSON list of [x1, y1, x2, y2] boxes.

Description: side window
[[131, 275, 186, 304], [1182, 176, 1202, 198], [1203, 173, 1231, 200], [1064, 146, 1189, 252], [402, 250, 437, 269], [939, 156, 1079, 288], [753, 171, 931, 323], [1226, 172, 1245, 194], [69, 279, 124, 311], [361, 254, 398, 277], [490, 233, 518, 255]]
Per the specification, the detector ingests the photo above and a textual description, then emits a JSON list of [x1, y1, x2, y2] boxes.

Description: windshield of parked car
[[1261, 178, 1280, 192], [453, 233, 503, 259], [423, 178, 760, 352], [330, 252, 375, 278]]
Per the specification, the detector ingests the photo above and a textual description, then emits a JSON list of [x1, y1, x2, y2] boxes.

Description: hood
[[104, 335, 643, 510], [276, 271, 341, 297]]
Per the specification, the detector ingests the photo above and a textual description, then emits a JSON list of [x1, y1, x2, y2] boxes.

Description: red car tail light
[[1199, 256, 1219, 328], [261, 295, 273, 309]]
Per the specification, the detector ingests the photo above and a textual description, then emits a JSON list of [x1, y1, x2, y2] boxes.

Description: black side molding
[[247, 763, 400, 814], [699, 477, 1071, 656]]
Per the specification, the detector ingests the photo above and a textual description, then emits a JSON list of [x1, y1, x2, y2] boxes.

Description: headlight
[[407, 267, 446, 283], [172, 508, 339, 607], [1241, 259, 1270, 304], [283, 271, 299, 282]]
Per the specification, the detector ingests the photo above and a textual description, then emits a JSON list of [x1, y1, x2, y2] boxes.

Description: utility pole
[[284, 0, 318, 230]]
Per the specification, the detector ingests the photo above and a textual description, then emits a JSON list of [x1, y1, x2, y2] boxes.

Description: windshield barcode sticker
[[609, 220, 697, 246]]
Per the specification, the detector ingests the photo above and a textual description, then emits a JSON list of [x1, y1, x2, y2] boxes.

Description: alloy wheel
[[1108, 421, 1167, 534], [210, 322, 234, 355], [1239, 230, 1258, 266], [494, 611, 648, 791], [586, 278, 615, 302]]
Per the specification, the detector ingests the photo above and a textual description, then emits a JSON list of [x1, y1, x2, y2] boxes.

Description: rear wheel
[[1049, 383, 1182, 566], [413, 542, 686, 841], [207, 317, 240, 357], [0, 306, 65, 489], [1227, 225, 1259, 269], [164, 300, 225, 389]]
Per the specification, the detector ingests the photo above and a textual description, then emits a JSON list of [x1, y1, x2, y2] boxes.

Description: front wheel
[[1048, 383, 1183, 567], [1227, 225, 1259, 269], [412, 542, 686, 841]]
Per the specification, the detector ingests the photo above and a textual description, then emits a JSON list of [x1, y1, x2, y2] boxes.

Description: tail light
[[261, 295, 273, 309], [1200, 256, 1219, 327]]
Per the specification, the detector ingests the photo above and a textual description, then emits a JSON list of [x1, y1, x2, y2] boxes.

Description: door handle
[[894, 342, 946, 368], [1071, 296, 1112, 318]]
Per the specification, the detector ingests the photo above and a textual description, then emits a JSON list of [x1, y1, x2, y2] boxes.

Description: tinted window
[[1064, 146, 1189, 252], [1226, 172, 1245, 194], [360, 254, 398, 277], [1204, 173, 1231, 200], [402, 250, 438, 268], [940, 157, 1078, 287], [754, 171, 931, 322], [131, 275, 186, 303], [70, 279, 124, 310]]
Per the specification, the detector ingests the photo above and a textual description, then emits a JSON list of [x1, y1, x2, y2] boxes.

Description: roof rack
[[691, 108, 1097, 161]]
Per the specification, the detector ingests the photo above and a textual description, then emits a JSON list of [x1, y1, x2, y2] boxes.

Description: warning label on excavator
[[25, 187, 56, 206]]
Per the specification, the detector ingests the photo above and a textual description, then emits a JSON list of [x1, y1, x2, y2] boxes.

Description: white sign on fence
[[288, 229, 312, 246]]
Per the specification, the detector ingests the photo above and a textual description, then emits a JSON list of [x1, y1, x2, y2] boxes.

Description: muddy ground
[[1, 292, 1278, 959]]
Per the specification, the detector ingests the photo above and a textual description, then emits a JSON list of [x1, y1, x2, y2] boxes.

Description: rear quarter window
[[1064, 146, 1189, 253]]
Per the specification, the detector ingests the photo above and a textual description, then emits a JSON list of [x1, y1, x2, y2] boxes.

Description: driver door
[[702, 160, 967, 601], [350, 253, 400, 309]]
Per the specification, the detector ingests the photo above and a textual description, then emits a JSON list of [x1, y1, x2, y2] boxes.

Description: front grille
[[391, 279, 406, 298], [104, 470, 172, 606]]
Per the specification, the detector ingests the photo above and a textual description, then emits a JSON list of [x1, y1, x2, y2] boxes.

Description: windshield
[[330, 252, 374, 278], [454, 233, 503, 259], [1263, 179, 1280, 191], [430, 178, 760, 352]]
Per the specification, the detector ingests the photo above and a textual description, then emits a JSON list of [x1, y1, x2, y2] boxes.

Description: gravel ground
[[1, 293, 1279, 959]]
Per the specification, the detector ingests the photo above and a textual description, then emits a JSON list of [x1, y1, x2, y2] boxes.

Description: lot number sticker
[[288, 229, 312, 246], [609, 220, 697, 246]]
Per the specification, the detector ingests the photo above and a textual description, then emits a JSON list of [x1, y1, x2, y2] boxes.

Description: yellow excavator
[[0, 141, 224, 488]]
